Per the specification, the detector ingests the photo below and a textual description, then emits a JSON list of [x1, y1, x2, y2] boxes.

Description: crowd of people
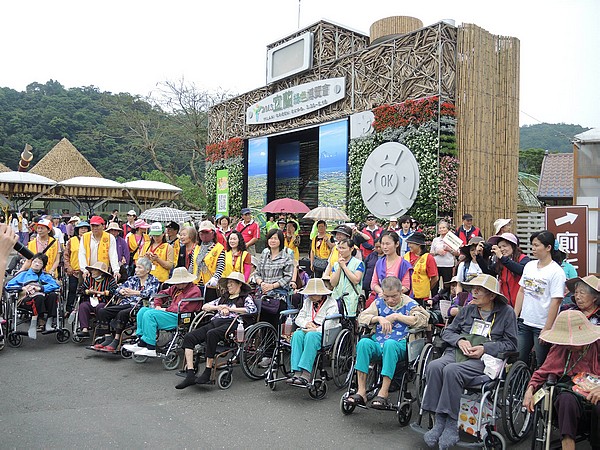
[[1, 206, 599, 450]]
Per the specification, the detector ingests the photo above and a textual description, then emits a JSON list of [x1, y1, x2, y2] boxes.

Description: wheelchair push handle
[[279, 308, 299, 317], [176, 296, 204, 313]]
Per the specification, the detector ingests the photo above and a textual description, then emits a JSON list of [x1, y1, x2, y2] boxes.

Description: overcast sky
[[1, 0, 598, 128]]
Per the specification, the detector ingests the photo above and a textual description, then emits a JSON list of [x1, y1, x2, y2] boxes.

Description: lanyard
[[562, 345, 589, 378], [311, 300, 325, 322]]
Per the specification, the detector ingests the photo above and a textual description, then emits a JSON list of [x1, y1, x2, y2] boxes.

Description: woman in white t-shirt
[[430, 220, 458, 291], [514, 230, 566, 367], [456, 236, 484, 286]]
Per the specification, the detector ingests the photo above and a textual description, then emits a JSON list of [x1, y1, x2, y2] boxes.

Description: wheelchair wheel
[[56, 329, 70, 343], [415, 343, 434, 408], [121, 347, 133, 359], [530, 403, 547, 450], [71, 333, 84, 343], [162, 351, 181, 370], [0, 337, 5, 351], [365, 362, 381, 401], [217, 370, 233, 390], [483, 430, 506, 450], [501, 360, 533, 442], [397, 401, 412, 426], [331, 328, 354, 388], [133, 354, 148, 363], [339, 392, 356, 415], [308, 379, 328, 400], [8, 332, 22, 348], [240, 322, 277, 380]]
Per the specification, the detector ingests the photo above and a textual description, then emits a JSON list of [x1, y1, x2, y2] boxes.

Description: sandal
[[370, 395, 391, 410], [292, 376, 310, 387], [345, 393, 367, 407], [285, 376, 298, 385]]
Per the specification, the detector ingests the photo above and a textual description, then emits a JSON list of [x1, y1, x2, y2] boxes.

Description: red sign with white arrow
[[545, 206, 589, 277]]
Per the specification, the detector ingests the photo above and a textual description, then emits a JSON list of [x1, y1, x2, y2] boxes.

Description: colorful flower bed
[[205, 137, 244, 216]]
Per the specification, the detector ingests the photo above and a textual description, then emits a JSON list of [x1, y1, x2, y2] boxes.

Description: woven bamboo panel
[[370, 16, 423, 45], [455, 24, 520, 238], [0, 182, 52, 196], [209, 21, 457, 144], [54, 185, 127, 199]]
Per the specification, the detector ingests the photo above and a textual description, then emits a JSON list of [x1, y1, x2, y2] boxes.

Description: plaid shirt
[[116, 274, 161, 306], [255, 248, 294, 289]]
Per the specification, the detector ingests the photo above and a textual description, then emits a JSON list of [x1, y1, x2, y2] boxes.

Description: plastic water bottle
[[236, 321, 245, 342], [283, 316, 293, 337], [150, 299, 155, 309]]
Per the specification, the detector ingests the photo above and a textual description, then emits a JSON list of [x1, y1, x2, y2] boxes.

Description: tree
[[519, 148, 548, 175]]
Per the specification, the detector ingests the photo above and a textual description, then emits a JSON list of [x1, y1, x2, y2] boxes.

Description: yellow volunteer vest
[[223, 250, 248, 279], [197, 243, 224, 285], [69, 236, 81, 271], [128, 233, 149, 262], [284, 235, 300, 261], [171, 238, 180, 261], [312, 234, 332, 259], [404, 252, 431, 298], [28, 237, 59, 276], [329, 246, 339, 266], [82, 231, 111, 266], [142, 241, 171, 282]]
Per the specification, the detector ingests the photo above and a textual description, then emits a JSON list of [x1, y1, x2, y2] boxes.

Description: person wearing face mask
[[195, 220, 225, 303], [7, 253, 60, 337]]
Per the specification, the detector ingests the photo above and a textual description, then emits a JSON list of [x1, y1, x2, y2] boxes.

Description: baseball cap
[[165, 221, 180, 231], [148, 222, 164, 236], [462, 213, 473, 220], [198, 220, 216, 232], [90, 216, 105, 226], [127, 209, 137, 216], [37, 218, 53, 230], [241, 208, 251, 215]]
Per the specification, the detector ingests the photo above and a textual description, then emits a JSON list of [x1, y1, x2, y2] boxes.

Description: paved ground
[[0, 334, 587, 449]]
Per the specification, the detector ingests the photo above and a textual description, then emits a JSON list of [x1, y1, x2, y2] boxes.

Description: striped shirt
[[255, 248, 294, 289]]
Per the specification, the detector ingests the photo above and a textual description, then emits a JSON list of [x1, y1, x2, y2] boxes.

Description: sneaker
[[123, 343, 142, 353], [134, 348, 157, 357], [257, 357, 272, 368]]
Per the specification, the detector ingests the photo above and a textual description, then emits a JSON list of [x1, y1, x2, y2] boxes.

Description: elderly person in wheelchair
[[345, 276, 429, 409], [175, 271, 256, 389], [421, 274, 517, 450], [93, 256, 161, 352], [286, 278, 341, 386], [123, 267, 202, 358], [523, 310, 600, 450], [6, 253, 60, 335]]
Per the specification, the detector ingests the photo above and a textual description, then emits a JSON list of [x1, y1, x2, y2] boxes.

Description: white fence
[[516, 212, 545, 257]]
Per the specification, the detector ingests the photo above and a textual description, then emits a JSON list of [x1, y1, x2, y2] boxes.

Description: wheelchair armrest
[[497, 351, 520, 363], [177, 297, 204, 314], [280, 308, 299, 317], [4, 287, 21, 293], [547, 373, 558, 387], [324, 313, 343, 321], [152, 293, 170, 299], [407, 326, 427, 335]]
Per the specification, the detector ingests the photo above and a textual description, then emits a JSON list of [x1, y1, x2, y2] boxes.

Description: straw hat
[[540, 310, 600, 346], [105, 222, 121, 233], [218, 271, 250, 291], [298, 278, 332, 296], [164, 267, 197, 284], [565, 275, 600, 295], [493, 218, 512, 235], [461, 274, 508, 304], [85, 261, 112, 277], [69, 215, 81, 224], [444, 275, 460, 286]]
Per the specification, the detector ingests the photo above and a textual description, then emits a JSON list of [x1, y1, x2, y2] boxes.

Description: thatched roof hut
[[30, 138, 102, 182], [0, 162, 11, 173]]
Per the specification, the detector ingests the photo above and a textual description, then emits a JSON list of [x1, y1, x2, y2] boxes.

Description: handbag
[[313, 256, 329, 271], [260, 293, 283, 314]]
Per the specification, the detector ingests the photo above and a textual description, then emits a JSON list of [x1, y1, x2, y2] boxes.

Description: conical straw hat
[[540, 310, 600, 346]]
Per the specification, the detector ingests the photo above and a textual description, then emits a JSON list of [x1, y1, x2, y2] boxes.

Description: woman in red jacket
[[487, 233, 530, 308]]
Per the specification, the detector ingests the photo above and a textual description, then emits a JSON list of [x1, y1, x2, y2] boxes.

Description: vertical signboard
[[545, 205, 589, 276], [247, 137, 268, 210], [318, 120, 348, 210], [216, 169, 229, 216]]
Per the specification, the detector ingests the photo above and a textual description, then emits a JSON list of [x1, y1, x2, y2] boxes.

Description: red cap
[[90, 216, 105, 225]]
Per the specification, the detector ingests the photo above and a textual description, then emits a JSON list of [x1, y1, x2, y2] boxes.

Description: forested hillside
[[519, 123, 589, 153]]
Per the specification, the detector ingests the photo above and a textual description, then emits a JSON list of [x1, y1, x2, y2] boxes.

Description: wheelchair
[[130, 294, 204, 370], [264, 308, 352, 400], [176, 306, 260, 389], [340, 326, 427, 425], [412, 350, 532, 449], [530, 374, 598, 450], [2, 284, 71, 347]]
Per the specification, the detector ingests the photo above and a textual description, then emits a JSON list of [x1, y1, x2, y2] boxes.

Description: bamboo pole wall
[[455, 24, 520, 238]]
